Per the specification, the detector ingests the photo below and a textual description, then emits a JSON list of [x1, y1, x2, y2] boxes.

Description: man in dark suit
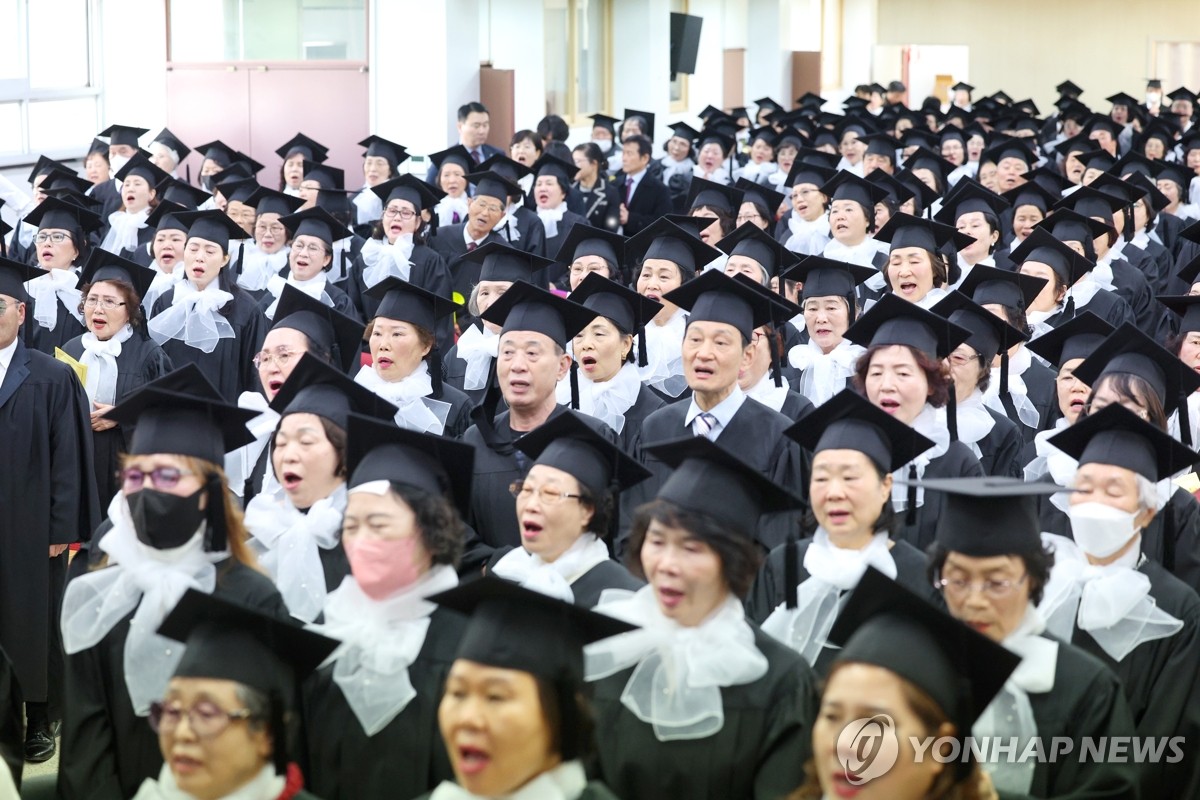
[[617, 134, 673, 237], [426, 101, 505, 182]]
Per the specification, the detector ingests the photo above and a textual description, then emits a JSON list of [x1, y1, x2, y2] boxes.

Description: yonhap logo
[[837, 714, 899, 784]]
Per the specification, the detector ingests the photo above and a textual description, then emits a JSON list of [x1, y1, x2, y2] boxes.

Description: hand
[[619, 203, 629, 225], [91, 402, 117, 432], [49, 544, 69, 558]]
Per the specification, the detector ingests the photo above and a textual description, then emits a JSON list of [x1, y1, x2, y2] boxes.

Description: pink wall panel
[[164, 67, 252, 184]]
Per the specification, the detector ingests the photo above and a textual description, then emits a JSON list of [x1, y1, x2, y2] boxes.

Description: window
[[544, 0, 611, 124], [669, 0, 687, 112], [168, 0, 367, 62], [0, 0, 98, 163]]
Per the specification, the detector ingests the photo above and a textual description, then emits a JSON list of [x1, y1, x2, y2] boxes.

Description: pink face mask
[[343, 535, 425, 600]]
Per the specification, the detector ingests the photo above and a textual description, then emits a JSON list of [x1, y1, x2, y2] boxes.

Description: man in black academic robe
[[0, 270, 99, 763]]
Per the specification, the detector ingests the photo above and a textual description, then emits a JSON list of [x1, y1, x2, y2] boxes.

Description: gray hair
[[1136, 474, 1167, 514]]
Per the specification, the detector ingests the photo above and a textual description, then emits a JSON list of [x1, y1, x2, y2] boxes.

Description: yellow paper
[[55, 347, 87, 386], [1176, 472, 1200, 494]]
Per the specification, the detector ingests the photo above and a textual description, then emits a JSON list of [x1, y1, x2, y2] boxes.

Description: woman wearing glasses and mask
[[62, 250, 173, 510], [58, 366, 288, 800]]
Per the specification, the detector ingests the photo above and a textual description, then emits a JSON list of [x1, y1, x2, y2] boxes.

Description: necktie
[[452, 211, 461, 224], [472, 149, 483, 165], [625, 176, 634, 205], [466, 241, 478, 252], [693, 412, 718, 439]]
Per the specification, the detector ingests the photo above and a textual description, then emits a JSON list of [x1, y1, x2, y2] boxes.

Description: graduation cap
[[856, 132, 898, 162], [1049, 403, 1197, 482], [345, 412, 474, 515], [1104, 92, 1140, 110], [787, 388, 934, 474], [157, 588, 339, 773], [1011, 226, 1096, 287], [269, 352, 397, 430], [515, 409, 651, 500], [1025, 311, 1114, 368], [958, 263, 1045, 311], [274, 133, 329, 164], [478, 154, 533, 185], [818, 170, 889, 215], [1081, 114, 1123, 141], [845, 293, 972, 361], [98, 124, 149, 149], [358, 135, 408, 169], [875, 212, 974, 254], [1135, 120, 1179, 156], [554, 224, 626, 273], [232, 150, 265, 175], [173, 209, 251, 253], [932, 291, 1026, 363], [902, 147, 959, 186], [782, 158, 836, 190], [78, 248, 156, 300], [364, 277, 461, 392], [150, 128, 190, 161], [24, 195, 103, 234], [461, 241, 556, 283], [86, 138, 109, 159], [934, 181, 1011, 227], [892, 167, 937, 212], [925, 476, 1064, 559], [1182, 130, 1200, 154], [588, 113, 621, 136], [480, 280, 594, 350], [277, 207, 351, 248], [1057, 100, 1093, 123], [900, 127, 940, 152], [696, 127, 736, 157], [665, 122, 702, 146], [685, 177, 744, 215], [950, 81, 975, 94], [1158, 294, 1200, 337], [1166, 87, 1198, 104], [716, 223, 800, 283], [780, 255, 875, 309], [624, 217, 720, 279], [113, 152, 171, 189], [647, 435, 804, 538], [1000, 180, 1058, 214], [144, 200, 190, 233], [427, 144, 474, 176], [1179, 251, 1200, 288], [866, 169, 915, 206], [1037, 206, 1116, 249], [569, 271, 661, 367], [248, 186, 304, 218], [733, 178, 786, 217], [1073, 148, 1117, 175], [27, 155, 72, 186], [622, 108, 657, 140], [530, 153, 580, 189], [157, 178, 211, 210], [663, 268, 778, 343], [369, 174, 445, 213], [1056, 80, 1085, 97], [302, 161, 345, 191], [1050, 186, 1125, 223], [0, 257, 40, 303], [195, 140, 238, 168], [466, 170, 522, 203], [1053, 133, 1093, 158], [270, 284, 365, 373], [829, 566, 1020, 777], [213, 176, 260, 206], [796, 92, 826, 110], [979, 137, 1035, 169]]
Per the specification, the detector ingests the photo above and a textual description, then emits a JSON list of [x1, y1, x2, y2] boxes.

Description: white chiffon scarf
[[491, 534, 612, 603], [556, 361, 641, 433]]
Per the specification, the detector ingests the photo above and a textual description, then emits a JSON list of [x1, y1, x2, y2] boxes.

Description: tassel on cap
[[569, 359, 580, 410], [204, 473, 227, 552], [784, 526, 799, 609], [1063, 295, 1076, 319], [1181, 393, 1193, 448], [637, 328, 649, 368], [905, 463, 918, 526], [771, 326, 783, 388], [946, 388, 959, 442], [429, 347, 443, 395]]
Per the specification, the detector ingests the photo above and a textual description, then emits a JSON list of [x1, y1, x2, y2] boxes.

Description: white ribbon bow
[[556, 361, 642, 433], [101, 207, 151, 254], [353, 188, 383, 225], [495, 206, 521, 243], [25, 268, 83, 331], [783, 216, 831, 255], [983, 347, 1041, 429], [223, 391, 280, 499], [455, 324, 499, 391], [789, 339, 863, 407], [638, 309, 689, 398], [360, 235, 415, 289], [491, 534, 612, 603], [956, 390, 998, 460], [142, 263, 184, 315], [354, 361, 447, 434], [536, 204, 568, 239], [434, 196, 471, 228], [263, 272, 332, 320], [237, 244, 290, 293], [79, 324, 133, 405], [892, 405, 951, 511], [1023, 420, 1076, 512], [147, 281, 235, 353]]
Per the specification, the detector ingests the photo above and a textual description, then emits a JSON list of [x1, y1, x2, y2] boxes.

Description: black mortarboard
[[113, 153, 172, 189], [932, 291, 1027, 365], [432, 576, 636, 685], [271, 284, 365, 374], [1011, 226, 1095, 285], [27, 155, 71, 186], [1049, 404, 1196, 482], [1082, 114, 1123, 141], [980, 137, 1035, 169], [173, 209, 250, 252], [214, 176, 260, 205], [787, 388, 933, 473], [892, 167, 937, 211], [232, 150, 265, 175], [733, 178, 786, 218], [1124, 172, 1170, 210], [358, 135, 408, 169], [696, 128, 735, 157], [195, 140, 237, 168], [269, 353, 397, 430], [1025, 311, 1114, 368], [466, 170, 522, 203], [899, 128, 939, 152], [302, 161, 345, 191], [927, 476, 1064, 556], [98, 124, 149, 148], [934, 180, 1011, 225], [480, 280, 594, 349], [1053, 133, 1093, 158], [366, 276, 462, 331], [819, 170, 889, 212], [950, 82, 975, 94], [1159, 295, 1200, 335], [477, 154, 533, 185], [666, 121, 702, 144], [589, 113, 621, 134], [1179, 251, 1200, 288], [686, 177, 744, 215], [622, 108, 657, 140], [78, 248, 156, 300], [87, 138, 109, 158], [845, 293, 971, 360], [625, 217, 720, 278], [782, 158, 836, 190], [1036, 208, 1114, 247], [277, 207, 351, 248], [0, 257, 40, 302], [530, 153, 580, 189], [158, 178, 210, 210], [797, 92, 826, 109], [1182, 131, 1200, 153], [427, 145, 474, 175], [1166, 87, 1198, 104], [829, 566, 1020, 775], [554, 224, 625, 270], [858, 132, 899, 161], [1158, 163, 1192, 202], [781, 255, 875, 301], [1147, 79, 1163, 90], [569, 271, 660, 335], [515, 409, 651, 497], [1087, 172, 1146, 208], [1056, 80, 1084, 97], [1001, 180, 1058, 214], [150, 128, 190, 161], [461, 241, 555, 283], [1072, 322, 1200, 417], [866, 169, 916, 206], [716, 223, 799, 281], [24, 195, 103, 233], [275, 133, 329, 164], [663, 269, 778, 342], [958, 263, 1045, 310], [248, 186, 304, 218], [1026, 166, 1069, 197], [876, 212, 975, 253], [1074, 148, 1117, 175], [1105, 92, 1140, 109], [345, 412, 474, 515]]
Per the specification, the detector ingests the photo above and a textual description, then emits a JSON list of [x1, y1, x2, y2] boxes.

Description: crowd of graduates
[[2, 73, 1200, 799]]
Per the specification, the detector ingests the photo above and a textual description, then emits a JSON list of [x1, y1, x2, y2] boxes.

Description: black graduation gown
[[744, 537, 933, 675], [431, 383, 475, 439], [967, 407, 1023, 478], [62, 331, 174, 509], [895, 442, 985, 552], [613, 384, 666, 456], [24, 290, 87, 355], [426, 224, 506, 321], [495, 207, 547, 257], [1044, 288, 1136, 332], [538, 210, 589, 285], [0, 342, 98, 710], [777, 388, 815, 423], [344, 244, 455, 354], [1065, 560, 1200, 798], [150, 286, 266, 402], [591, 624, 817, 800], [1021, 353, 1058, 436], [87, 179, 122, 223], [0, 647, 23, 790], [58, 560, 289, 800], [461, 408, 618, 572], [623, 397, 808, 554], [302, 607, 466, 800], [484, 547, 644, 608], [256, 279, 362, 326]]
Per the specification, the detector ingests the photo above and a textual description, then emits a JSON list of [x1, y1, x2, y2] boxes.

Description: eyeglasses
[[935, 574, 1027, 600], [253, 348, 297, 370], [948, 351, 982, 368], [508, 481, 583, 505], [149, 700, 258, 739], [121, 466, 195, 492], [34, 232, 70, 244], [472, 201, 504, 215], [736, 213, 764, 224], [292, 242, 327, 255], [254, 223, 285, 236], [84, 297, 126, 310], [383, 207, 418, 220], [0, 299, 18, 315]]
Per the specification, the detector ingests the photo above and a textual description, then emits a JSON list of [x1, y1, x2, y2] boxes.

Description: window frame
[[549, 0, 613, 127]]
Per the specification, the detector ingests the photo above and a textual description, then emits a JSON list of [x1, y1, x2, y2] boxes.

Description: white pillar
[[611, 0, 672, 143], [745, 0, 791, 110], [98, 0, 168, 128]]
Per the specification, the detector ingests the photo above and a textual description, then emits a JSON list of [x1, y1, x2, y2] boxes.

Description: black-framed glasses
[[34, 232, 70, 244], [149, 700, 258, 739]]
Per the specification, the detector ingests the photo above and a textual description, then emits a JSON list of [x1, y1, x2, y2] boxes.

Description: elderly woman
[[874, 213, 971, 310], [302, 416, 472, 800], [818, 173, 890, 304], [237, 188, 304, 295], [717, 223, 799, 288], [489, 411, 649, 606], [352, 136, 406, 225], [58, 366, 287, 800], [783, 256, 872, 406], [148, 128, 188, 179], [147, 211, 266, 401], [134, 590, 336, 800], [419, 577, 631, 799], [932, 181, 1009, 288], [1039, 406, 1200, 798], [529, 154, 588, 268], [427, 146, 473, 229], [275, 133, 329, 198], [684, 178, 741, 248], [557, 225, 626, 292], [101, 154, 170, 256], [571, 143, 622, 233], [562, 273, 664, 453], [586, 438, 818, 800], [922, 477, 1140, 798], [780, 158, 835, 255], [747, 390, 936, 674], [62, 250, 173, 509], [259, 208, 360, 323], [22, 196, 103, 354], [789, 567, 1018, 800], [243, 355, 397, 623], [356, 278, 472, 437]]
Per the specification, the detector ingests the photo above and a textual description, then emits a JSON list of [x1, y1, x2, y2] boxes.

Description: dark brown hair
[[853, 343, 952, 409], [78, 278, 146, 330], [883, 248, 949, 292], [926, 541, 1056, 606], [386, 482, 465, 568]]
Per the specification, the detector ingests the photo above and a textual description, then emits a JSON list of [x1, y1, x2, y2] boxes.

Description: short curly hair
[[77, 278, 146, 330], [853, 342, 952, 409], [387, 481, 465, 568]]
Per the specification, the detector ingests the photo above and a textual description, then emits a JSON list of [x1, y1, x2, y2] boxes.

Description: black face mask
[[127, 488, 207, 550]]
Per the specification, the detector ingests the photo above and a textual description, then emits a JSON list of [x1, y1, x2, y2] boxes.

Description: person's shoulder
[[1141, 560, 1200, 617], [642, 400, 688, 432]]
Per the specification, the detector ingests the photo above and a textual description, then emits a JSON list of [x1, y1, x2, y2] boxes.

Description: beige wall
[[874, 0, 1200, 111]]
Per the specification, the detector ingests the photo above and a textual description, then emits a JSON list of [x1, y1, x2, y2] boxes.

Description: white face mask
[[591, 139, 612, 150], [1068, 501, 1139, 558], [108, 154, 130, 175]]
